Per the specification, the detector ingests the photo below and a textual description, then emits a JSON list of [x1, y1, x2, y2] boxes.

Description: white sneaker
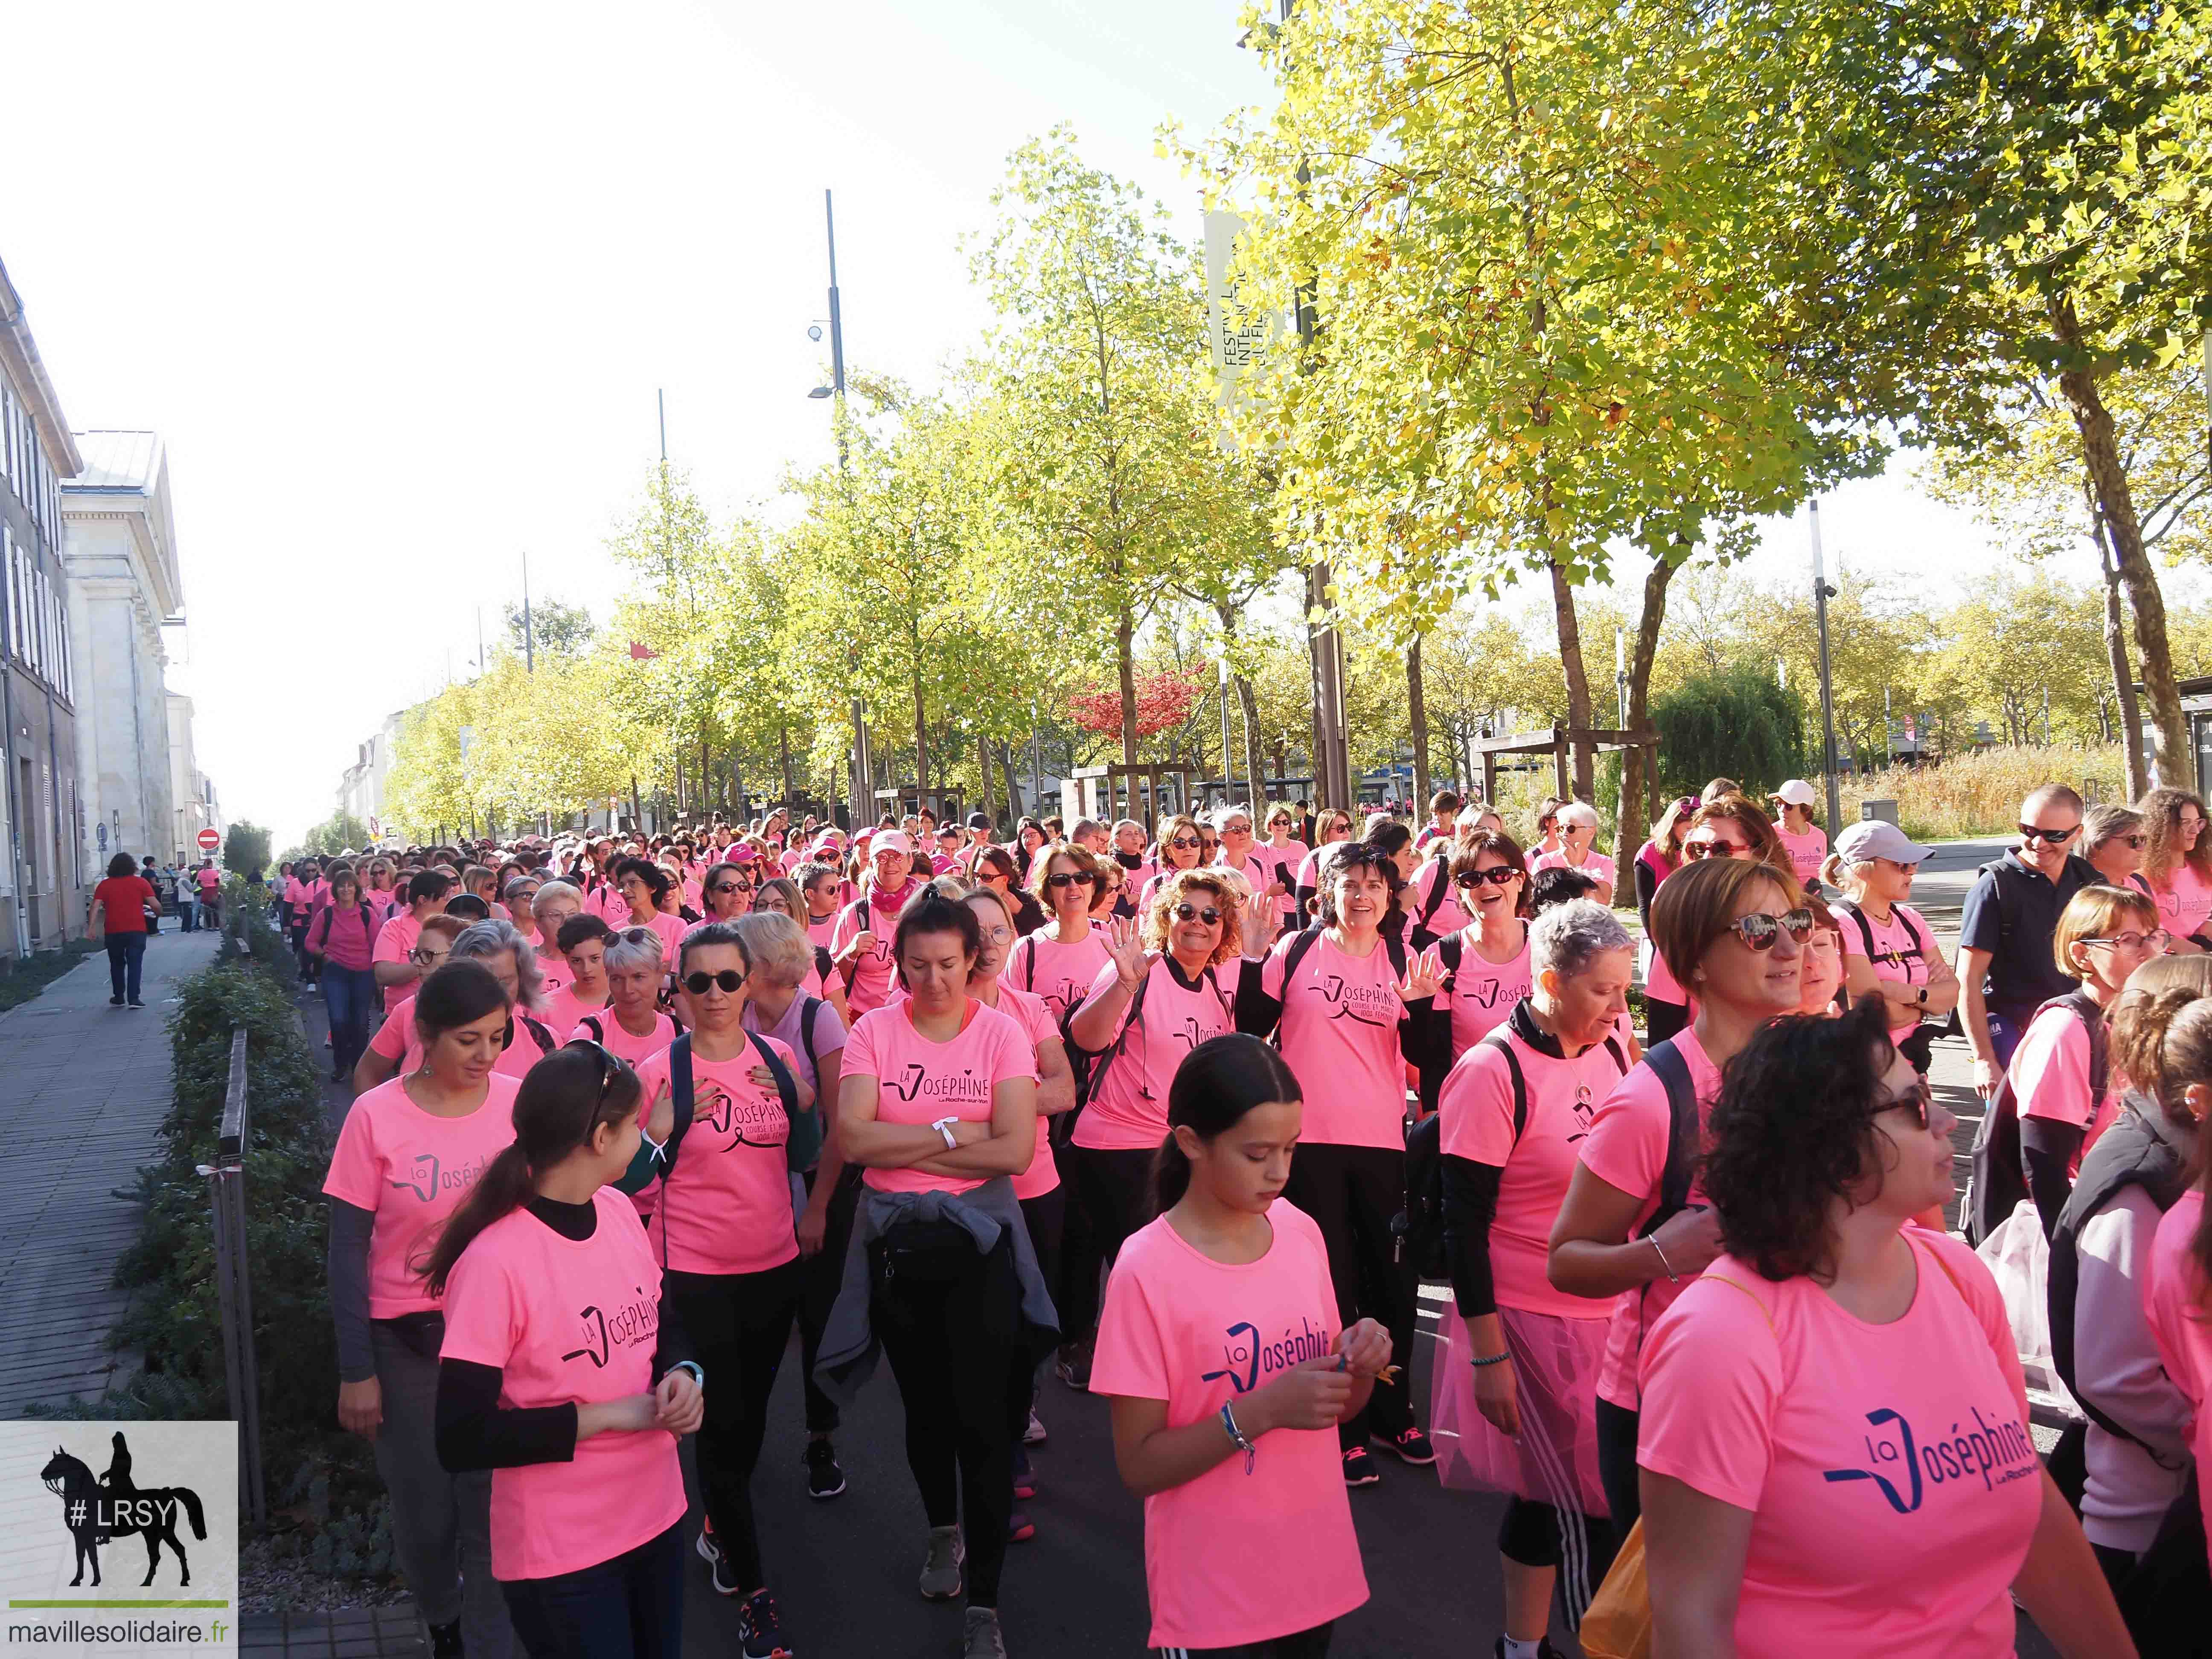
[[918, 1525, 964, 1601], [1022, 1409, 1047, 1446]]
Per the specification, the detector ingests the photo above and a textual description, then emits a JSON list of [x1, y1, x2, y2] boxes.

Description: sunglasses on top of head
[[1726, 908, 1816, 950], [1455, 865, 1522, 890], [682, 969, 746, 994]]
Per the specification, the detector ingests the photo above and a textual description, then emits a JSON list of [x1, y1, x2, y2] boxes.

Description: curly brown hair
[[1703, 999, 1898, 1282], [1142, 869, 1246, 969]]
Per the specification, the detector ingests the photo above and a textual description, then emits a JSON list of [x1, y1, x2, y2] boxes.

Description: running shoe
[[1492, 1639, 1564, 1659], [962, 1607, 1007, 1659], [1022, 1408, 1048, 1446], [1342, 1446, 1381, 1487], [427, 1621, 463, 1659], [1007, 1509, 1035, 1543], [918, 1525, 965, 1601], [708, 1545, 744, 1598], [696, 1522, 722, 1570], [1054, 1342, 1091, 1392], [736, 1589, 792, 1659], [1376, 1426, 1437, 1466], [803, 1437, 846, 1499]]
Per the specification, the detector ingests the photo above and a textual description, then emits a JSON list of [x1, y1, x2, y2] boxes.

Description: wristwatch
[[930, 1115, 960, 1150], [1916, 987, 1927, 1007]]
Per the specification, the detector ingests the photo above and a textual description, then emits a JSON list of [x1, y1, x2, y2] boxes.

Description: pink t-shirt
[[536, 948, 572, 999], [2152, 862, 2212, 943], [321, 1074, 523, 1317], [537, 984, 608, 1040], [1090, 1202, 1369, 1652], [1576, 1024, 1725, 1409], [285, 876, 316, 919], [1637, 1231, 2040, 1659], [805, 912, 838, 954], [2144, 1188, 2212, 1558], [841, 1000, 1039, 1194], [1440, 1024, 1632, 1318], [368, 1003, 553, 1083], [1408, 859, 1470, 940], [1528, 847, 1617, 892], [1074, 957, 1246, 1153], [1838, 901, 1933, 1042], [886, 982, 1064, 1199], [309, 902, 379, 972], [1441, 928, 1533, 1060], [619, 910, 686, 965], [1261, 931, 1409, 1149], [632, 1039, 799, 1276], [438, 1187, 688, 1582], [570, 1009, 677, 1065], [1776, 824, 1828, 889], [830, 895, 905, 1016], [1003, 928, 1113, 1026], [373, 911, 423, 1013], [2009, 1001, 2120, 1167], [1264, 840, 1310, 921]]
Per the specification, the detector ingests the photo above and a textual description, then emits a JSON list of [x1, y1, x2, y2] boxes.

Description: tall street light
[[1810, 501, 1844, 831], [817, 189, 871, 824]]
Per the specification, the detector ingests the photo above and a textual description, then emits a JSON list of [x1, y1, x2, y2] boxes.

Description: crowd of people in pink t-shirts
[[297, 775, 2212, 1659]]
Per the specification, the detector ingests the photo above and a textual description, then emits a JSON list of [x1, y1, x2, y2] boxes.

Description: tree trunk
[[778, 722, 795, 806], [912, 657, 930, 803], [1407, 634, 1432, 813], [1237, 675, 1268, 810], [1117, 597, 1140, 766], [1547, 557, 1596, 798], [977, 730, 995, 829], [1611, 553, 1679, 906], [2052, 294, 2187, 781], [2094, 500, 2150, 799]]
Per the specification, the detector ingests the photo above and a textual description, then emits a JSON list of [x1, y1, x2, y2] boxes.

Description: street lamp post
[[1810, 501, 1844, 832], [818, 188, 871, 824], [1218, 655, 1236, 808]]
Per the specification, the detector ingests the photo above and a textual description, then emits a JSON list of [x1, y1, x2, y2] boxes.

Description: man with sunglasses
[[1959, 785, 2101, 1094]]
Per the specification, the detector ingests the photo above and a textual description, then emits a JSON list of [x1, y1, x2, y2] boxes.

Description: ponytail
[[416, 1044, 643, 1297], [1147, 1033, 1303, 1219], [2106, 955, 2212, 1303]]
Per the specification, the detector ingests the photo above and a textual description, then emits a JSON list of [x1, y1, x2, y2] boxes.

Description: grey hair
[[451, 917, 545, 1013], [1555, 800, 1601, 831], [1210, 803, 1254, 830], [2083, 803, 2144, 854], [530, 880, 581, 924], [732, 911, 812, 987], [1530, 898, 1633, 981], [604, 926, 667, 976]]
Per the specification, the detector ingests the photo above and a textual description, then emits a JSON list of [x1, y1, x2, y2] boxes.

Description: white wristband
[[930, 1116, 959, 1150]]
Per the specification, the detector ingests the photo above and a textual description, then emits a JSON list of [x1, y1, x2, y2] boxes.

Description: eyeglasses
[[975, 923, 1014, 945], [2085, 928, 2171, 953], [1869, 1076, 1933, 1132], [683, 969, 747, 994], [1683, 839, 1750, 859], [2018, 824, 2079, 846], [1455, 866, 1522, 890], [1726, 908, 1816, 950], [1045, 871, 1096, 889], [1174, 903, 1224, 926], [1167, 835, 1201, 851], [408, 947, 447, 966]]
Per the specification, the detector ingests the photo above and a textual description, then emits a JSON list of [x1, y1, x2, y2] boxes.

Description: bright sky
[[3, 0, 2109, 844]]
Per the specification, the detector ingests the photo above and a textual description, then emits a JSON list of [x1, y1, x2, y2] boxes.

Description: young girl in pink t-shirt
[[1094, 1033, 1383, 1657], [423, 1043, 707, 1659], [1431, 899, 1636, 1647], [1638, 1001, 2126, 1658], [322, 962, 520, 1659]]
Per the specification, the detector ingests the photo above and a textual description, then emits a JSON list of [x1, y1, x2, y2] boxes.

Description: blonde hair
[[2051, 884, 2158, 979], [2108, 955, 2212, 1129], [1142, 869, 1246, 970]]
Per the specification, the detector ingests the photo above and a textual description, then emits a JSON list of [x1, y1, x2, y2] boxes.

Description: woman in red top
[[90, 852, 159, 1009]]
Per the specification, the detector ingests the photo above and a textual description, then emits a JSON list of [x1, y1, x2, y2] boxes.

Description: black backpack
[[311, 901, 373, 956], [1965, 991, 2107, 1247], [1409, 862, 1458, 949], [1083, 960, 1233, 1118], [614, 1031, 803, 1252]]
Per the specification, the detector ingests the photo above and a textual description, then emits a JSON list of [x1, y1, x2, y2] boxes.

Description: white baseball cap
[[1772, 779, 1819, 808], [1834, 818, 1931, 866], [872, 830, 915, 857]]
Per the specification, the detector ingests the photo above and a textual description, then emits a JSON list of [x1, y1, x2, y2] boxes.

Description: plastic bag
[[1975, 1198, 2055, 1393], [1580, 1517, 1653, 1659]]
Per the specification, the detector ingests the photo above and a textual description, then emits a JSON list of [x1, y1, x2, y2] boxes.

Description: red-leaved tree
[[1067, 665, 1206, 741]]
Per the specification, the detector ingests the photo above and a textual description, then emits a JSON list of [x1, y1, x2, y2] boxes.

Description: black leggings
[[1280, 1142, 1418, 1449], [1644, 998, 1688, 1045], [1019, 1184, 1065, 1330], [1060, 1145, 1155, 1348], [1595, 1397, 1642, 1536], [1159, 1621, 1333, 1658], [872, 1230, 1030, 1607], [796, 1167, 863, 1434], [1499, 1494, 1620, 1630], [664, 1259, 801, 1591]]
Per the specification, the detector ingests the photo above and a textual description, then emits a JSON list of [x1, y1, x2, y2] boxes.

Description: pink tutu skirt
[[1431, 1304, 1610, 1517]]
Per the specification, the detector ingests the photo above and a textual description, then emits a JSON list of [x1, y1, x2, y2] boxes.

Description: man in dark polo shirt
[[1959, 783, 2099, 1094]]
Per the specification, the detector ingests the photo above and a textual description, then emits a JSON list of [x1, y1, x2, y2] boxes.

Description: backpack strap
[[665, 1032, 696, 1177], [1278, 925, 1324, 995], [1638, 1037, 1701, 1236], [1601, 1034, 1630, 1077], [2056, 990, 2111, 1102], [1478, 1030, 1530, 1144], [1385, 930, 1409, 983], [1417, 862, 1452, 930], [518, 1014, 556, 1054], [1021, 936, 1038, 994], [797, 996, 824, 1079], [1438, 933, 1464, 981], [747, 1032, 801, 1122], [579, 1014, 605, 1044]]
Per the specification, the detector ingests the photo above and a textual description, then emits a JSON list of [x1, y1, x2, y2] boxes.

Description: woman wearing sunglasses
[[1060, 872, 1270, 1380], [1825, 819, 1959, 1076], [1633, 797, 1700, 1044], [1211, 806, 1291, 925], [626, 924, 811, 1654], [1138, 814, 1208, 911], [1528, 801, 1616, 895], [1548, 855, 1809, 1533], [822, 891, 1046, 1659], [2137, 788, 2212, 951], [1005, 842, 1113, 1028], [2082, 804, 2152, 896], [325, 962, 522, 1659], [1418, 833, 1537, 1108], [1642, 1004, 2129, 1659], [699, 865, 756, 923], [966, 846, 1048, 939], [425, 1042, 704, 1659], [1292, 807, 1356, 922]]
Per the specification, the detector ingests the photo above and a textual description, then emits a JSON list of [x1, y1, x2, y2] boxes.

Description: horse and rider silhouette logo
[[39, 1432, 208, 1587]]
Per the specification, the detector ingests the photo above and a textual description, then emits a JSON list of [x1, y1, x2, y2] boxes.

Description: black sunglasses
[[2018, 824, 2078, 846], [1684, 839, 1749, 859], [1174, 903, 1223, 926], [1727, 908, 1816, 950], [1046, 871, 1096, 889], [1455, 866, 1522, 890], [1166, 835, 1201, 850], [683, 969, 746, 994]]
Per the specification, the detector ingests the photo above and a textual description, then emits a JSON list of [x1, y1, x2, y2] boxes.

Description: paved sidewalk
[[0, 927, 220, 1414]]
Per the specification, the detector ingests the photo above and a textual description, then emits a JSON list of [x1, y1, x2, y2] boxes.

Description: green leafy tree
[[504, 596, 596, 661], [1650, 664, 1807, 801], [300, 812, 373, 857], [221, 821, 272, 876]]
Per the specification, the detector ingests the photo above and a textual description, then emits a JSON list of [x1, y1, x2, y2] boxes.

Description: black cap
[[966, 812, 991, 831]]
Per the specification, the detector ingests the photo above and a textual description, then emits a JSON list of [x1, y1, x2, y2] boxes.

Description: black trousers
[[1644, 998, 1688, 1045], [1018, 1184, 1066, 1328], [872, 1230, 1030, 1607], [664, 1259, 801, 1591], [1159, 1621, 1334, 1657], [1595, 1397, 1642, 1536], [1279, 1142, 1417, 1449], [795, 1167, 862, 1434], [502, 1520, 684, 1659], [1060, 1145, 1155, 1348]]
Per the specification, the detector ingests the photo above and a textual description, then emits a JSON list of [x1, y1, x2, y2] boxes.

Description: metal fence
[[199, 1026, 266, 1528]]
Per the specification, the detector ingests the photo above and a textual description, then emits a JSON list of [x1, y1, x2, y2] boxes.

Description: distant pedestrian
[[1769, 779, 1828, 891], [90, 853, 159, 1008], [194, 858, 221, 928]]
